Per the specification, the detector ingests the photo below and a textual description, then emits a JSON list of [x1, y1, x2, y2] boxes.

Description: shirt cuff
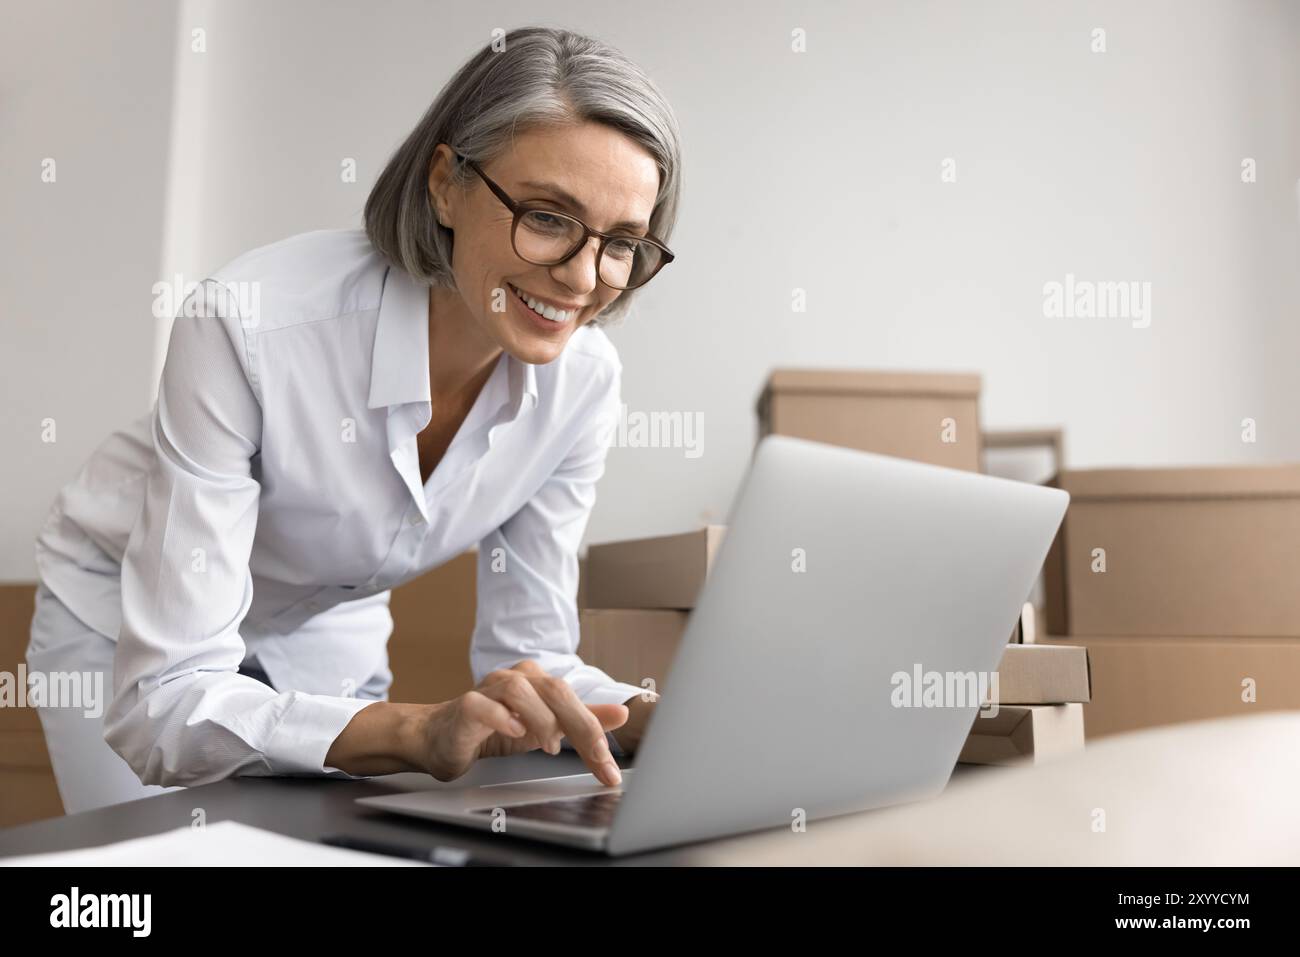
[[261, 691, 378, 777], [561, 662, 661, 706], [581, 681, 659, 706]]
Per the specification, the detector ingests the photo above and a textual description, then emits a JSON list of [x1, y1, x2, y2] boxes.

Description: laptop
[[357, 434, 1069, 856]]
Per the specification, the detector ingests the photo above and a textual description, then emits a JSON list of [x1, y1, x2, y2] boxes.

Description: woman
[[27, 26, 682, 814]]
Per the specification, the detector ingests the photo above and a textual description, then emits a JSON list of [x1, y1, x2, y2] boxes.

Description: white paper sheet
[[0, 820, 436, 867]]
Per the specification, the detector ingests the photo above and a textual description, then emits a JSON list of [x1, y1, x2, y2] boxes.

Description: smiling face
[[427, 122, 660, 365]]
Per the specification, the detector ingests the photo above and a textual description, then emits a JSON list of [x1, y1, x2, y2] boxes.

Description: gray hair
[[364, 26, 683, 327]]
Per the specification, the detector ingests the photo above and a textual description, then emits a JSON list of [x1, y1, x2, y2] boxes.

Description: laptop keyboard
[[472, 791, 624, 829]]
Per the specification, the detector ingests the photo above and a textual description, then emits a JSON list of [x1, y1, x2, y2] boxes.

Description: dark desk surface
[[0, 753, 993, 865]]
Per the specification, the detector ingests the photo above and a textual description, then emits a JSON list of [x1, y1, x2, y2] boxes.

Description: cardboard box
[[0, 584, 63, 827], [991, 643, 1091, 704], [756, 369, 982, 471], [959, 703, 1085, 766], [585, 526, 726, 610], [1041, 635, 1300, 739], [0, 584, 42, 732], [577, 553, 589, 609], [387, 552, 478, 704], [1044, 464, 1300, 636], [0, 769, 63, 829], [0, 730, 53, 771], [578, 608, 689, 697]]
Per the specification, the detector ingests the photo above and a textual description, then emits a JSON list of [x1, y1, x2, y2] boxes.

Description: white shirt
[[35, 227, 644, 787]]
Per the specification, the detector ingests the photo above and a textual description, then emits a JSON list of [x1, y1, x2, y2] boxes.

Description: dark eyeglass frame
[[455, 152, 675, 291]]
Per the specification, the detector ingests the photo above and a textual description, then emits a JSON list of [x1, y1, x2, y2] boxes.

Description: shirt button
[[408, 514, 423, 527]]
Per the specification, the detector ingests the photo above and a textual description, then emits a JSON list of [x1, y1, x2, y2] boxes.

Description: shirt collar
[[367, 266, 540, 416], [368, 266, 430, 410]]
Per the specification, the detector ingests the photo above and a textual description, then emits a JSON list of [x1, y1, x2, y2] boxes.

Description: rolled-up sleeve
[[103, 281, 373, 788], [470, 362, 648, 708]]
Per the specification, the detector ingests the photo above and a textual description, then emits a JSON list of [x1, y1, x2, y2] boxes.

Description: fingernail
[[602, 761, 622, 785], [509, 718, 526, 736]]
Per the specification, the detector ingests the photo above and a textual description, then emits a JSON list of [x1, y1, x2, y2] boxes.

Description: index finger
[[530, 674, 623, 787]]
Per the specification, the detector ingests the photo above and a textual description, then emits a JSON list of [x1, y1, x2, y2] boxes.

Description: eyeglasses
[[455, 153, 674, 291]]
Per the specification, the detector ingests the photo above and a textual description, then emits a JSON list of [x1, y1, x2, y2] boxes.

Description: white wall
[[3, 0, 1298, 578], [0, 0, 178, 579]]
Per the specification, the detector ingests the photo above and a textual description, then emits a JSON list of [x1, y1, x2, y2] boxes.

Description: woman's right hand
[[420, 660, 628, 787]]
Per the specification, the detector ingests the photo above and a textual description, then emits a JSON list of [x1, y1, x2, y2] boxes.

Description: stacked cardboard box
[[0, 584, 65, 827], [1042, 464, 1300, 738], [578, 527, 721, 697], [756, 369, 983, 472], [584, 526, 725, 612], [958, 643, 1090, 766], [397, 385, 1300, 763], [387, 551, 478, 705]]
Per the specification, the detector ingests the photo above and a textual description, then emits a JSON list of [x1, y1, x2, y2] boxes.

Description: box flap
[[959, 707, 1033, 765], [1053, 464, 1300, 501], [967, 704, 1032, 737], [758, 368, 982, 405]]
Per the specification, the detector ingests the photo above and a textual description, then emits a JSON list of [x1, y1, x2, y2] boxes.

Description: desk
[[3, 713, 1298, 865], [0, 751, 995, 865]]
